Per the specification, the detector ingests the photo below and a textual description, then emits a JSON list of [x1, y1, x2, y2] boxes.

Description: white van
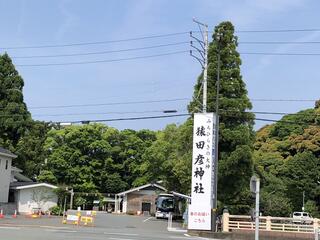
[[292, 212, 312, 224]]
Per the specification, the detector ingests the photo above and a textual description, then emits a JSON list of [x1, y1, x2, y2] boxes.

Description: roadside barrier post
[[222, 211, 229, 232], [314, 218, 319, 240]]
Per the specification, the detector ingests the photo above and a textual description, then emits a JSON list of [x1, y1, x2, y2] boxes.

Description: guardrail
[[222, 212, 318, 234]]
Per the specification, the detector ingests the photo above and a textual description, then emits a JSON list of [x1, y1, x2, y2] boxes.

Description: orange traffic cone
[[12, 210, 17, 218]]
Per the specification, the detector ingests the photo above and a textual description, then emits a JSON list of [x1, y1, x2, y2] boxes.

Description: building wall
[[126, 190, 162, 214], [0, 202, 17, 215], [0, 156, 12, 203], [17, 187, 58, 214], [123, 195, 127, 213]]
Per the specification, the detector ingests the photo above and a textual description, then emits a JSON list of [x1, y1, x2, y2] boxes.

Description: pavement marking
[[104, 232, 139, 236], [45, 229, 78, 233], [0, 226, 21, 230], [169, 236, 189, 239], [40, 225, 72, 229], [108, 238, 135, 240], [143, 216, 153, 222]]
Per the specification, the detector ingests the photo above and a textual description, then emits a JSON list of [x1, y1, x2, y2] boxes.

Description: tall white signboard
[[188, 113, 215, 230]]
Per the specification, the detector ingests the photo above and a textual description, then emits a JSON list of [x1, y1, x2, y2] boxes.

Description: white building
[[10, 182, 58, 214], [0, 147, 16, 203], [0, 147, 58, 215]]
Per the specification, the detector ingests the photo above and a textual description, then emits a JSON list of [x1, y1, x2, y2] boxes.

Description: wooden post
[[222, 212, 229, 232]]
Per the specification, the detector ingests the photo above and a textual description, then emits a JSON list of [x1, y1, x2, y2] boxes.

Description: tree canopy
[[189, 21, 255, 213]]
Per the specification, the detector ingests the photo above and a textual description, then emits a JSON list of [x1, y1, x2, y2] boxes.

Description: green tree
[[188, 21, 254, 212], [283, 151, 320, 211], [15, 121, 50, 178], [37, 170, 58, 184], [0, 53, 31, 149]]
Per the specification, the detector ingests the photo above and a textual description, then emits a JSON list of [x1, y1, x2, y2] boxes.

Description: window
[[5, 160, 8, 170]]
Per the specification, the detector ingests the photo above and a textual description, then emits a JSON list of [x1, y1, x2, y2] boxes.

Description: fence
[[222, 212, 319, 234]]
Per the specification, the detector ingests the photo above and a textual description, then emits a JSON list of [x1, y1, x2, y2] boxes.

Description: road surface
[[0, 213, 207, 240]]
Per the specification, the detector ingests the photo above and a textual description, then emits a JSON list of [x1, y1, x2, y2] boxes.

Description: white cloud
[[217, 0, 308, 27], [55, 0, 78, 40]]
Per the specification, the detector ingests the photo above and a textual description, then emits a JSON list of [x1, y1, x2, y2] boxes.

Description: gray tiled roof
[[0, 147, 14, 155]]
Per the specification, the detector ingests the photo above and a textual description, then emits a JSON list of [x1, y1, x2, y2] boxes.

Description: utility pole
[[191, 19, 220, 232], [190, 18, 208, 113], [70, 188, 74, 210], [201, 22, 208, 113]]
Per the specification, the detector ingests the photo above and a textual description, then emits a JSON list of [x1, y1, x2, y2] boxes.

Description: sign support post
[[250, 176, 260, 240]]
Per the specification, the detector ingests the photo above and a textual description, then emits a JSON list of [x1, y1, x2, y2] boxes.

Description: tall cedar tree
[[188, 22, 255, 212], [0, 53, 31, 149]]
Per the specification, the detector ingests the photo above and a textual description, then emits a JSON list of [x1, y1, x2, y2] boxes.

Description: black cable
[[2, 28, 320, 51], [240, 52, 320, 56], [12, 42, 189, 59], [0, 97, 314, 111], [55, 113, 191, 124], [0, 32, 189, 50], [236, 28, 320, 33], [250, 98, 317, 102], [239, 41, 320, 45], [15, 50, 188, 67], [28, 98, 189, 110], [32, 109, 186, 117]]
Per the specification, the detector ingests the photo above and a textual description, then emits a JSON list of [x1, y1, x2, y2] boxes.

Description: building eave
[[11, 183, 58, 190], [116, 183, 167, 196]]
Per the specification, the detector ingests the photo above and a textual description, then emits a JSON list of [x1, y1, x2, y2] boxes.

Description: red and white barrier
[[12, 210, 17, 218]]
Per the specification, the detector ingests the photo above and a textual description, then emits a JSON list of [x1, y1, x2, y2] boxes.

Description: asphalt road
[[0, 213, 207, 240]]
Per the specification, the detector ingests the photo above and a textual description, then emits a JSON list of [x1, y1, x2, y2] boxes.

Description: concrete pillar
[[314, 218, 319, 234], [222, 212, 230, 232], [114, 195, 118, 213], [266, 216, 271, 231]]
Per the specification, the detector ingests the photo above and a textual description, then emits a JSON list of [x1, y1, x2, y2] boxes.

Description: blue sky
[[0, 0, 319, 130]]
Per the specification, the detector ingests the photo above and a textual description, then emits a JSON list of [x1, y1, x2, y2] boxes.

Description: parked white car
[[292, 212, 313, 224]]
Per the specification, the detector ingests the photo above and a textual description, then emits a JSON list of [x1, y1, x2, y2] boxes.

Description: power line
[[255, 117, 319, 127], [15, 50, 188, 67], [3, 28, 320, 50], [14, 97, 319, 111], [0, 109, 318, 127], [28, 98, 190, 110], [11, 42, 189, 59], [236, 28, 320, 33], [250, 98, 317, 102], [0, 109, 318, 118], [0, 32, 189, 50], [239, 41, 320, 45], [32, 109, 186, 117], [1, 97, 314, 111], [240, 52, 320, 56], [51, 114, 319, 127], [55, 113, 191, 124]]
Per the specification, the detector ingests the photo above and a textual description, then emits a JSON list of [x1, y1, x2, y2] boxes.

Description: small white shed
[[10, 182, 58, 214]]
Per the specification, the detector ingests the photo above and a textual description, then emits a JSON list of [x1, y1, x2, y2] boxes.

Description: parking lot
[[0, 213, 203, 240]]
